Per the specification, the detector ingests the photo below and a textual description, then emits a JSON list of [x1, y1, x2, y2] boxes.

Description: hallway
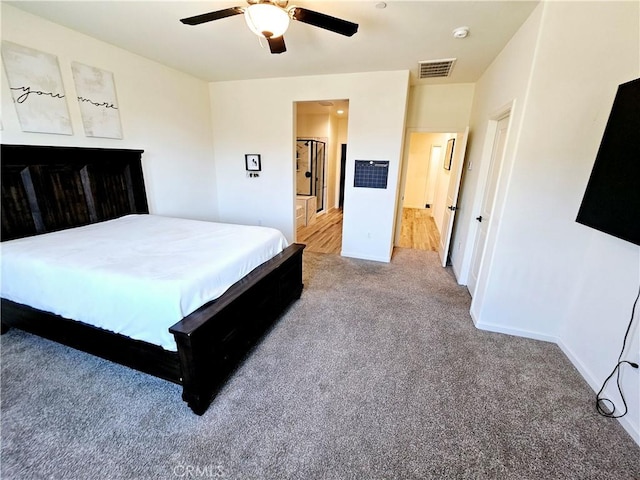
[[397, 208, 441, 252]]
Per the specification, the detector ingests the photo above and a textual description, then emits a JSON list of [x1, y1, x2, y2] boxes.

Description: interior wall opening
[[396, 129, 465, 259], [294, 99, 349, 254]]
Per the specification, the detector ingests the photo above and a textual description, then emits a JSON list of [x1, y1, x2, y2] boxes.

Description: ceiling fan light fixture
[[244, 4, 290, 38]]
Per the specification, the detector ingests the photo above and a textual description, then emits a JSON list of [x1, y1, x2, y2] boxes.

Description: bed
[[0, 144, 305, 415]]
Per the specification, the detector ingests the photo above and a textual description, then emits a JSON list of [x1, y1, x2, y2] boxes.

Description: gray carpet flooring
[[1, 248, 638, 479]]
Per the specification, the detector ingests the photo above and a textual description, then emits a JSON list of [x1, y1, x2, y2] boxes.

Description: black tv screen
[[576, 78, 640, 245]]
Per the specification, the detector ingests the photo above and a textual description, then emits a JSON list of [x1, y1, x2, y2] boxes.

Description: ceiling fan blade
[[180, 7, 243, 26], [291, 7, 358, 37], [267, 35, 287, 54]]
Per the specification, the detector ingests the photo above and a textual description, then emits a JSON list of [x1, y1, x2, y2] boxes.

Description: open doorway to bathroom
[[294, 99, 348, 254]]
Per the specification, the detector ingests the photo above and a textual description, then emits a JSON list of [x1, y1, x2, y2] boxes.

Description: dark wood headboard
[[1, 144, 148, 241]]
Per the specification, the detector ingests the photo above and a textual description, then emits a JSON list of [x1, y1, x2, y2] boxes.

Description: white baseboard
[[557, 338, 640, 446], [470, 313, 639, 446], [452, 262, 466, 286], [474, 318, 558, 344], [340, 250, 391, 263]]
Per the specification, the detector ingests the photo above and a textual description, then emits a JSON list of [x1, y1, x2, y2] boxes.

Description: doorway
[[397, 136, 442, 251], [294, 100, 349, 254], [468, 113, 510, 296], [396, 128, 469, 265]]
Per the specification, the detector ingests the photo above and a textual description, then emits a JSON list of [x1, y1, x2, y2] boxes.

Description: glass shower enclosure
[[296, 139, 326, 213]]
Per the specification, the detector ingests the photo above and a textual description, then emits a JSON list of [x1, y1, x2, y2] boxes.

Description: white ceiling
[[6, 1, 539, 86]]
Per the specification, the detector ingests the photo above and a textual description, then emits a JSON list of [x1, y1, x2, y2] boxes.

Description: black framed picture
[[245, 154, 261, 171], [444, 138, 455, 170]]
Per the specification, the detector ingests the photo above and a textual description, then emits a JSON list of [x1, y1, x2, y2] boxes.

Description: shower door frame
[[296, 138, 326, 213]]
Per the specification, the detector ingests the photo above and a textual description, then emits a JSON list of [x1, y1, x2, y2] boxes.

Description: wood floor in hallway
[[296, 208, 343, 254], [297, 207, 440, 254], [397, 208, 441, 252]]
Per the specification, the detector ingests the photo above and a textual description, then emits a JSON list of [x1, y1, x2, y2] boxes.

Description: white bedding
[[0, 215, 288, 351]]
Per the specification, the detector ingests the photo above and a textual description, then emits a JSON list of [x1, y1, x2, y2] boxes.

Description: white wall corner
[[557, 338, 640, 446]]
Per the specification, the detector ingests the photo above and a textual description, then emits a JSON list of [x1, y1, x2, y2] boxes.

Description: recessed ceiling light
[[375, 2, 387, 9], [337, 110, 344, 115], [452, 26, 470, 39]]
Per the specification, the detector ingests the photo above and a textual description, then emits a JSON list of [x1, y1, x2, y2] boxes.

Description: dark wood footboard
[[170, 243, 304, 414], [1, 299, 183, 382], [1, 243, 304, 414]]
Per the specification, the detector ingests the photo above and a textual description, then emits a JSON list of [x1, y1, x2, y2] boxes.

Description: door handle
[[476, 216, 483, 222], [448, 205, 458, 211]]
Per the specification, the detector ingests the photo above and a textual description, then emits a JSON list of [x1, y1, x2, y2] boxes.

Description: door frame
[[339, 143, 347, 208], [468, 113, 510, 296], [394, 127, 465, 249], [468, 101, 515, 321]]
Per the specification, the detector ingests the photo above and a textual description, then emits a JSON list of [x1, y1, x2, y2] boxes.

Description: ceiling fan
[[180, 0, 359, 54]]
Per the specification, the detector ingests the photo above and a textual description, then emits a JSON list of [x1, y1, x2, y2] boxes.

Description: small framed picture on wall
[[245, 154, 261, 172], [444, 138, 455, 171]]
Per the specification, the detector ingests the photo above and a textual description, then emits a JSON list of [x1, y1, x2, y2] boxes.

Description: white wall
[[327, 114, 340, 212], [425, 145, 441, 209], [451, 4, 543, 286], [0, 5, 217, 221], [406, 83, 475, 130], [403, 133, 432, 209], [210, 71, 409, 262], [336, 116, 349, 208], [457, 1, 640, 443]]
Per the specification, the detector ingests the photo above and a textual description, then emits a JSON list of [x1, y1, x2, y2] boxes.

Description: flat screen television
[[576, 78, 640, 245]]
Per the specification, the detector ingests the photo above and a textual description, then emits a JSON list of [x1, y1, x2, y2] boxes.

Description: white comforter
[[0, 215, 288, 351]]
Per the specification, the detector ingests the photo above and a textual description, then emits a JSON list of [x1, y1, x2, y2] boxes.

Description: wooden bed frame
[[0, 144, 304, 415]]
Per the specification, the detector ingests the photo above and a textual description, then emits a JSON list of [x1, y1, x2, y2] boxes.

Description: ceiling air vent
[[418, 58, 456, 79]]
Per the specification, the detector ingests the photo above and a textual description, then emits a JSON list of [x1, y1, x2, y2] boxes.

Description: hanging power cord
[[595, 284, 640, 418]]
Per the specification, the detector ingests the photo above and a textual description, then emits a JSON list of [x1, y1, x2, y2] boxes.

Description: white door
[[438, 127, 469, 267], [468, 115, 510, 295]]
